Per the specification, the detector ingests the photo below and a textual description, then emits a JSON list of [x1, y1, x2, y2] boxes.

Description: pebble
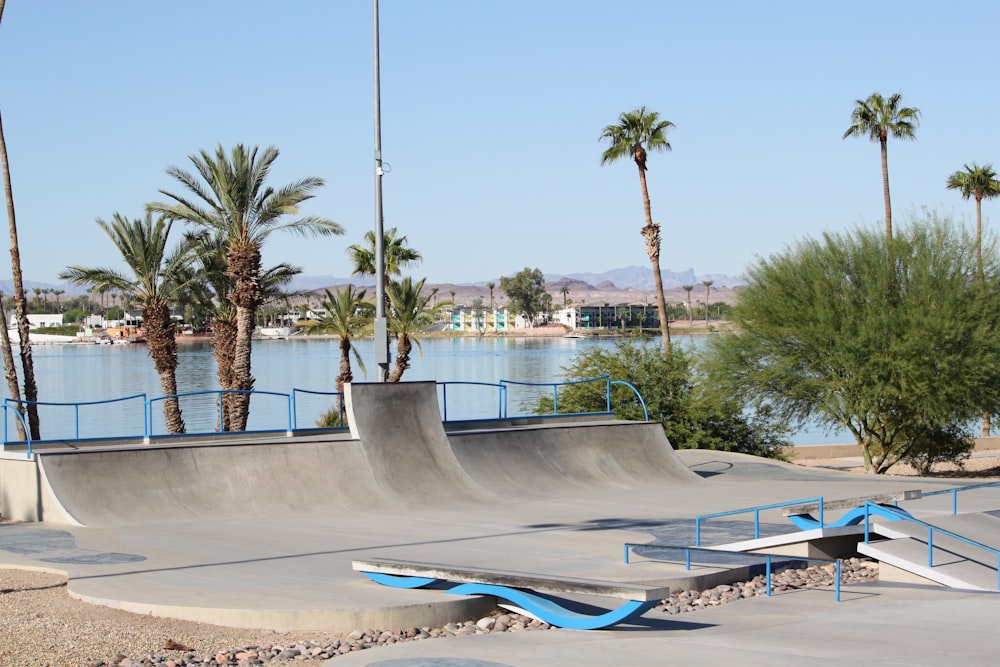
[[0, 559, 878, 666]]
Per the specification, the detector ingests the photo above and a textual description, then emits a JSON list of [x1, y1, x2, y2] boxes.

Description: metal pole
[[373, 0, 389, 381]]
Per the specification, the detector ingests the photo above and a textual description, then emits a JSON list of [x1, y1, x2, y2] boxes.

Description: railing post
[[928, 528, 934, 567], [835, 559, 841, 602], [286, 394, 294, 436], [685, 549, 691, 570], [864, 503, 871, 543], [765, 556, 772, 597], [74, 404, 80, 440], [695, 518, 702, 547], [754, 509, 760, 539], [952, 489, 958, 515], [818, 497, 824, 529], [624, 544, 630, 564]]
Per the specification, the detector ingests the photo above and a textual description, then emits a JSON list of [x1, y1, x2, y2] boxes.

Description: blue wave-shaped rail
[[786, 505, 913, 531], [360, 572, 657, 630]]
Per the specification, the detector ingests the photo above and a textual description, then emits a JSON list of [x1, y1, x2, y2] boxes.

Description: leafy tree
[[707, 212, 1000, 473], [149, 144, 343, 430], [60, 213, 198, 433], [301, 285, 373, 425], [385, 277, 450, 382], [537, 338, 789, 458], [842, 92, 920, 254], [63, 308, 87, 324], [600, 106, 675, 355], [500, 267, 548, 325], [947, 162, 1000, 282]]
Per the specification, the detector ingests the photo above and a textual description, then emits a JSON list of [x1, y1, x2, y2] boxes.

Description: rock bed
[[2, 559, 878, 666]]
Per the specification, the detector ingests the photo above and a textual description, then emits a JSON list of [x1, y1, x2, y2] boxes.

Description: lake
[[4, 335, 851, 445]]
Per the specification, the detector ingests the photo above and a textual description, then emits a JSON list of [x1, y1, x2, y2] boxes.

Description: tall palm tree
[[947, 162, 1000, 281], [348, 226, 422, 290], [701, 279, 715, 324], [681, 284, 694, 321], [301, 285, 373, 423], [59, 213, 197, 433], [600, 106, 675, 355], [0, 0, 41, 440], [149, 144, 343, 430], [560, 285, 570, 306], [843, 92, 921, 251], [385, 277, 450, 382], [187, 229, 303, 431], [946, 162, 1000, 438], [486, 281, 496, 309]]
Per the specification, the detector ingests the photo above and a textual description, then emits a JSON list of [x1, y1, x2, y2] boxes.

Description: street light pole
[[372, 0, 388, 381]]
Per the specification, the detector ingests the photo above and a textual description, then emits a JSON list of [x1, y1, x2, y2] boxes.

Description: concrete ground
[[2, 382, 999, 665]]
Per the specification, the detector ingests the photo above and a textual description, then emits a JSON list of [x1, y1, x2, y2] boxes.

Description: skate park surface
[[1, 381, 998, 665]]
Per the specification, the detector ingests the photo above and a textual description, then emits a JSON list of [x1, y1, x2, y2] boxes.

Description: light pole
[[372, 0, 389, 381]]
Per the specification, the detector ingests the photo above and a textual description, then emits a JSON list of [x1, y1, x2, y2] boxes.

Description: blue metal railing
[[920, 481, 1000, 515], [863, 501, 1000, 590], [623, 542, 843, 602], [500, 375, 647, 421], [1, 403, 33, 457], [2, 375, 649, 446], [291, 388, 346, 429], [694, 497, 825, 546]]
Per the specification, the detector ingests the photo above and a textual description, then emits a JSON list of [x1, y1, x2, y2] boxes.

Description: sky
[[2, 1, 1000, 287]]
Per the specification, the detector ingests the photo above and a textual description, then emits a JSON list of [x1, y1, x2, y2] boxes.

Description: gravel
[[0, 559, 878, 666]]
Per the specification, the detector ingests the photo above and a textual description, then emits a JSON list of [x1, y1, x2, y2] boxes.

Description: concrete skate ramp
[[36, 437, 394, 526], [447, 420, 700, 497], [344, 381, 494, 506]]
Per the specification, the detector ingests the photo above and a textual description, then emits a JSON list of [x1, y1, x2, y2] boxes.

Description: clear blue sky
[[2, 1, 999, 286]]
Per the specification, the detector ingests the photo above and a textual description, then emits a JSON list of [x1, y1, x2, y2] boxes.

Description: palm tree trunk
[[0, 108, 40, 439], [880, 137, 892, 247], [386, 335, 411, 382], [144, 302, 185, 434], [977, 195, 990, 437], [230, 304, 256, 430], [0, 300, 25, 440], [637, 167, 671, 355], [212, 317, 237, 431]]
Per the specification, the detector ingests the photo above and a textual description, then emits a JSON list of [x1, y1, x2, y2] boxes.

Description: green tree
[[707, 212, 1000, 473], [947, 162, 1000, 282], [701, 279, 714, 324], [500, 267, 548, 325], [59, 213, 197, 433], [385, 277, 450, 382], [600, 106, 675, 355], [301, 285, 373, 424], [537, 338, 788, 458], [842, 92, 920, 252], [149, 144, 343, 431]]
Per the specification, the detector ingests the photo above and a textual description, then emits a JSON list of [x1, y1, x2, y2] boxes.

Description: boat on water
[[255, 325, 302, 340], [562, 332, 588, 339]]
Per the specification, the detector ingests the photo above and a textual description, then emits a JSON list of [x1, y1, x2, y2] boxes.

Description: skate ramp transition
[[31, 381, 696, 526]]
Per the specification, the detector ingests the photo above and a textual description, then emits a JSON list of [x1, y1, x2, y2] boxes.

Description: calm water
[[6, 335, 849, 444]]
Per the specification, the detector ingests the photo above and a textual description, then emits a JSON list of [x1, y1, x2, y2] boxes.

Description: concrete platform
[[0, 382, 997, 664]]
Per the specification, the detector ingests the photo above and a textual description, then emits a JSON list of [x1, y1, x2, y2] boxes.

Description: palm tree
[[946, 162, 1000, 438], [59, 213, 197, 433], [486, 281, 496, 309], [947, 163, 1000, 281], [560, 285, 570, 306], [149, 144, 343, 430], [301, 285, 373, 423], [600, 106, 675, 355], [701, 279, 714, 324], [385, 277, 450, 382], [843, 92, 921, 251], [348, 227, 422, 283], [0, 0, 41, 440], [681, 284, 694, 321]]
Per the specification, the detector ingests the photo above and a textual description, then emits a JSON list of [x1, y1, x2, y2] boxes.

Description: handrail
[[609, 380, 649, 422], [920, 481, 1000, 515], [436, 381, 506, 421], [623, 542, 843, 602], [1, 403, 32, 457], [6, 394, 146, 443], [695, 497, 825, 546], [863, 501, 1000, 590], [1, 376, 650, 445], [291, 388, 347, 429], [501, 375, 610, 417]]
